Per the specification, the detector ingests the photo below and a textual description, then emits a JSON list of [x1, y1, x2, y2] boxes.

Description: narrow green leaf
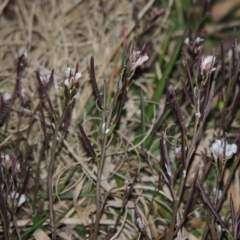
[[146, 33, 185, 120], [140, 88, 146, 151], [158, 34, 170, 66], [145, 108, 171, 149], [21, 215, 46, 239]]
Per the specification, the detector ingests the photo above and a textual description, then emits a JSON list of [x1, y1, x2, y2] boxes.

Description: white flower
[[174, 145, 187, 159], [201, 55, 216, 73], [210, 139, 237, 161], [2, 154, 12, 168], [75, 72, 81, 80], [5, 154, 10, 161], [184, 37, 189, 45], [3, 92, 11, 102], [174, 146, 181, 155], [195, 46, 202, 54], [65, 67, 72, 78], [40, 73, 51, 87], [20, 88, 26, 98], [195, 111, 201, 118], [130, 50, 149, 70], [64, 78, 72, 88], [225, 143, 237, 159], [9, 191, 26, 206], [64, 67, 81, 88], [210, 139, 222, 161], [195, 37, 204, 43]]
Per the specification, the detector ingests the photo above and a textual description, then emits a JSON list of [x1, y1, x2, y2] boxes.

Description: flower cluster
[[64, 67, 81, 88], [3, 92, 11, 102], [8, 191, 26, 207], [129, 50, 149, 70], [201, 55, 216, 74], [184, 36, 204, 54], [174, 145, 187, 159], [0, 153, 21, 175], [40, 73, 51, 88], [210, 139, 238, 162]]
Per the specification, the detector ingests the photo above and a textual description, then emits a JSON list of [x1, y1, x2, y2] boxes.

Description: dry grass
[[1, 0, 240, 240], [0, 0, 169, 239]]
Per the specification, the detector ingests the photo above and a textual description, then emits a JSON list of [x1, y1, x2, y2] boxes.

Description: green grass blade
[[140, 88, 146, 151], [146, 33, 185, 121]]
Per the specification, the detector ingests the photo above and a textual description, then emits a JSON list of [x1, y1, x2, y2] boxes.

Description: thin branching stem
[[48, 104, 70, 240]]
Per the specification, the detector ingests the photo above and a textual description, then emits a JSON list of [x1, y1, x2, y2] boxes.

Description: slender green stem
[[48, 104, 70, 240], [92, 133, 108, 239]]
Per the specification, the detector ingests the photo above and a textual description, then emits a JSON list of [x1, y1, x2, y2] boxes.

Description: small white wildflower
[[3, 92, 11, 102], [174, 146, 181, 155], [9, 191, 26, 206], [64, 78, 72, 88], [64, 67, 81, 88], [40, 73, 51, 87], [130, 50, 149, 70], [210, 139, 222, 161], [210, 139, 237, 161], [225, 143, 237, 159], [75, 72, 81, 80], [184, 37, 189, 45], [174, 145, 187, 159], [195, 45, 202, 54], [5, 154, 10, 161], [195, 37, 204, 43], [2, 154, 12, 169], [195, 111, 201, 118], [65, 67, 72, 78], [201, 55, 216, 73], [20, 88, 26, 98]]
